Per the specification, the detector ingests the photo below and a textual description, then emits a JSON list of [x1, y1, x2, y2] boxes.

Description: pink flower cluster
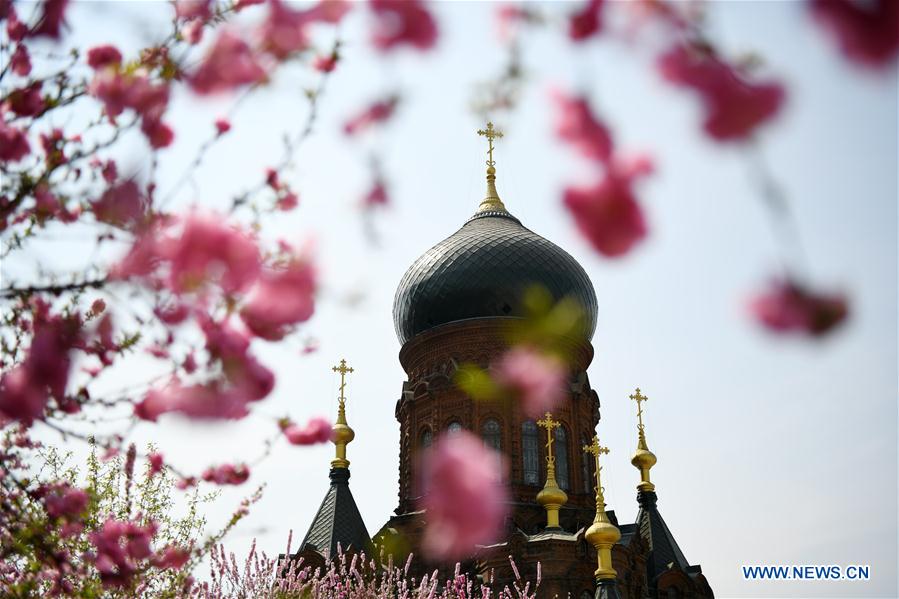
[[494, 346, 567, 418], [568, 0, 605, 42], [88, 48, 174, 149], [658, 42, 785, 142], [750, 279, 848, 337], [89, 517, 158, 588], [41, 482, 89, 537], [0, 301, 82, 426], [280, 416, 333, 445], [186, 0, 352, 96], [202, 463, 251, 485], [553, 91, 652, 257], [419, 431, 508, 561], [343, 95, 400, 136], [810, 0, 899, 68], [369, 0, 438, 52]]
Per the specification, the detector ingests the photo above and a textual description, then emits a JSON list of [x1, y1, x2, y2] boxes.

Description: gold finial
[[475, 121, 507, 214], [629, 387, 657, 492], [536, 412, 567, 530], [584, 433, 621, 580], [330, 359, 355, 469]]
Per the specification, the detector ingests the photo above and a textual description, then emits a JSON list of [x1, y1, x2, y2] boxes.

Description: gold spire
[[476, 121, 508, 214], [629, 388, 657, 492], [330, 359, 355, 469], [583, 433, 621, 580], [536, 412, 568, 529]]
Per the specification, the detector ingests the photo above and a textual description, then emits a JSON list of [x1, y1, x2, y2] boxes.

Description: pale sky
[[8, 2, 897, 597]]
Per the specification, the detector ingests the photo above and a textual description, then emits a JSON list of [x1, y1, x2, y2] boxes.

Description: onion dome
[[392, 123, 598, 346]]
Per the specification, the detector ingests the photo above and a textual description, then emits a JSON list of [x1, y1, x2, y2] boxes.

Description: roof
[[296, 468, 370, 560], [636, 490, 693, 583], [392, 210, 598, 345]]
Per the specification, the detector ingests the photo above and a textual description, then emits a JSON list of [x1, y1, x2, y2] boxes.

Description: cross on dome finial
[[333, 359, 354, 406], [474, 121, 507, 214], [477, 121, 503, 167], [330, 358, 355, 470], [630, 387, 648, 431]]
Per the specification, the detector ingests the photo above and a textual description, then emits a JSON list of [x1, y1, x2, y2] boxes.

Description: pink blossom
[[6, 7, 28, 41], [0, 121, 30, 162], [240, 256, 316, 340], [363, 180, 388, 207], [152, 545, 190, 570], [810, 0, 899, 68], [214, 118, 231, 135], [92, 180, 145, 227], [552, 91, 613, 163], [563, 166, 650, 258], [91, 299, 106, 315], [369, 0, 438, 52], [7, 83, 45, 117], [10, 44, 31, 76], [141, 117, 174, 149], [312, 52, 338, 72], [154, 301, 190, 325], [90, 517, 158, 588], [175, 0, 211, 21], [281, 416, 333, 445], [101, 159, 118, 183], [418, 431, 508, 560], [0, 366, 47, 426], [43, 482, 89, 519], [32, 0, 69, 39], [343, 96, 399, 135], [189, 30, 266, 94], [235, 0, 265, 10], [750, 279, 848, 337], [135, 382, 252, 421], [202, 463, 250, 485], [569, 0, 605, 42], [89, 70, 173, 147], [495, 347, 567, 418], [87, 45, 123, 69], [276, 192, 299, 211], [148, 452, 164, 475], [658, 42, 785, 141], [260, 0, 351, 59]]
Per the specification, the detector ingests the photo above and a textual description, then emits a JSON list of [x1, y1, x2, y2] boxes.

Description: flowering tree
[[1, 0, 895, 594]]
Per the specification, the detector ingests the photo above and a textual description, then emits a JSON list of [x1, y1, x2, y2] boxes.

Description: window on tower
[[447, 421, 462, 434], [420, 428, 432, 449], [555, 425, 570, 491], [522, 420, 539, 485], [582, 433, 594, 494], [482, 418, 501, 451]]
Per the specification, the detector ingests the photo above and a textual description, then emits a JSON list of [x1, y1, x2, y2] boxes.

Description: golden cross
[[332, 359, 354, 406], [537, 412, 560, 463], [477, 121, 503, 167], [630, 387, 648, 431], [583, 433, 610, 503]]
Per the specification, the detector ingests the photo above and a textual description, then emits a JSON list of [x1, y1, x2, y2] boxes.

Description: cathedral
[[286, 124, 714, 599]]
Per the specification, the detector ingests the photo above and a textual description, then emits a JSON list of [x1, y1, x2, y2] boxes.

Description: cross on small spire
[[333, 359, 354, 406], [537, 412, 560, 463], [477, 121, 503, 167], [630, 387, 648, 431], [583, 433, 610, 506]]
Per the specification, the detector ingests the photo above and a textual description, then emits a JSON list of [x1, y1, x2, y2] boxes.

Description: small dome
[[393, 209, 598, 345]]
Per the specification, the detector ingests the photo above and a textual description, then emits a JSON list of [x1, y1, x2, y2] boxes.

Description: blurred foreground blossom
[[553, 91, 613, 162], [189, 30, 266, 94], [658, 41, 785, 141], [281, 416, 333, 445], [495, 346, 567, 418], [419, 431, 508, 561], [202, 463, 251, 485], [750, 279, 848, 337], [810, 0, 899, 68], [90, 517, 158, 588], [569, 0, 605, 42], [369, 0, 438, 51], [343, 95, 399, 135], [239, 253, 316, 340]]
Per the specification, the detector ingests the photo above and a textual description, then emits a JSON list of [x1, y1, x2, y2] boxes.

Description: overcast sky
[[12, 2, 897, 597]]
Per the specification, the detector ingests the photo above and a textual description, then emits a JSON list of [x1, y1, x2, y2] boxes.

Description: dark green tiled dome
[[393, 210, 598, 345]]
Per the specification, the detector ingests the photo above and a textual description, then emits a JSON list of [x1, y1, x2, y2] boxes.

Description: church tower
[[372, 124, 714, 598]]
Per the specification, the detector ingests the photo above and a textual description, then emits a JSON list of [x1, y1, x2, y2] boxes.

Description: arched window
[[420, 428, 432, 449], [554, 425, 570, 490], [582, 434, 594, 494], [522, 420, 539, 485], [482, 418, 501, 451], [447, 421, 463, 434]]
